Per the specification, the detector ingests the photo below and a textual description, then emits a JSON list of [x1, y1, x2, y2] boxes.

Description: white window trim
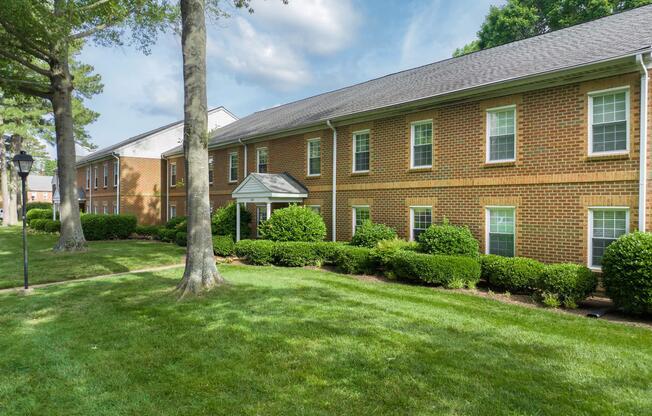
[[587, 206, 630, 270], [257, 147, 268, 173], [307, 138, 321, 176], [352, 129, 370, 173], [208, 156, 214, 185], [103, 163, 108, 188], [409, 206, 432, 242], [410, 120, 433, 169], [170, 163, 177, 188], [484, 206, 516, 256], [86, 167, 90, 190], [169, 205, 177, 219], [94, 166, 98, 189], [588, 86, 630, 157], [485, 104, 517, 163], [228, 152, 238, 183], [113, 160, 118, 187], [351, 205, 370, 235]]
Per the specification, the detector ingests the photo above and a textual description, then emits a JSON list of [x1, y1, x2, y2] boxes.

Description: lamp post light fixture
[[12, 151, 34, 290]]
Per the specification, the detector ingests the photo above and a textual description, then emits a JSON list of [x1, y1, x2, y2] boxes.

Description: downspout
[[238, 138, 248, 177], [638, 53, 649, 232], [326, 120, 337, 241], [163, 155, 170, 222], [111, 152, 120, 214]]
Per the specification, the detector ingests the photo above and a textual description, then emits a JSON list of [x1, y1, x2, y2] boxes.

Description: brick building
[[161, 7, 652, 269], [26, 175, 53, 203]]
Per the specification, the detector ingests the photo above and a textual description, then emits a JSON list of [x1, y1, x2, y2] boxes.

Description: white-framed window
[[410, 206, 432, 241], [169, 205, 177, 219], [94, 166, 98, 189], [85, 167, 90, 190], [31, 192, 36, 201], [353, 130, 370, 172], [307, 138, 321, 176], [410, 120, 433, 168], [210, 201, 214, 214], [256, 205, 268, 237], [588, 207, 629, 269], [229, 152, 238, 183], [93, 204, 98, 214], [352, 205, 370, 234], [588, 87, 629, 155], [113, 201, 118, 214], [102, 205, 108, 215], [486, 105, 516, 163], [208, 156, 214, 184], [307, 205, 321, 215], [485, 206, 516, 257], [170, 162, 177, 187], [103, 162, 108, 188], [113, 160, 118, 187], [257, 147, 268, 173]]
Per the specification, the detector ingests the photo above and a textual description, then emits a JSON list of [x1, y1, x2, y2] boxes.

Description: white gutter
[[638, 53, 649, 232], [111, 152, 120, 214], [326, 120, 337, 241]]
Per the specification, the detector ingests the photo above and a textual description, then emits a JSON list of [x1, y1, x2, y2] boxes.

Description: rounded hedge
[[311, 241, 346, 265], [25, 202, 52, 211], [372, 238, 419, 269], [235, 239, 275, 265], [333, 245, 376, 274], [165, 216, 187, 230], [29, 218, 60, 233], [537, 264, 597, 308], [213, 235, 235, 256], [157, 228, 177, 243], [390, 250, 481, 288], [80, 214, 137, 240], [26, 208, 53, 224], [134, 225, 160, 238], [259, 205, 326, 242], [481, 255, 545, 293], [211, 203, 251, 238], [418, 221, 479, 257], [175, 231, 187, 247], [350, 221, 397, 248], [273, 242, 320, 267], [602, 232, 652, 314]]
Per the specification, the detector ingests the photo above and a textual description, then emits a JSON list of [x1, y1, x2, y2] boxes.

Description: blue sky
[[80, 0, 501, 149]]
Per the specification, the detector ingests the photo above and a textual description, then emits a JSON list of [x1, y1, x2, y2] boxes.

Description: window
[[589, 88, 629, 155], [229, 152, 238, 182], [257, 147, 268, 173], [410, 120, 433, 168], [94, 166, 98, 189], [352, 206, 370, 233], [113, 201, 118, 214], [307, 139, 321, 176], [86, 167, 90, 189], [486, 207, 516, 257], [486, 106, 516, 162], [410, 207, 432, 241], [307, 205, 321, 214], [103, 205, 108, 215], [93, 204, 98, 214], [169, 205, 177, 219], [113, 160, 118, 187], [353, 130, 370, 172], [208, 156, 214, 184], [103, 163, 108, 187], [210, 201, 214, 213], [31, 192, 36, 201], [256, 205, 268, 237], [589, 208, 629, 268], [170, 163, 177, 187]]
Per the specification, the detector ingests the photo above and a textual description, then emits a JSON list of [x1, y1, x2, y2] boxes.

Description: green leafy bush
[[165, 216, 187, 230], [333, 246, 376, 274], [273, 242, 320, 267], [602, 232, 652, 314], [29, 218, 60, 233], [537, 264, 597, 308], [418, 221, 479, 257], [350, 221, 397, 248], [259, 205, 326, 242], [175, 231, 187, 247], [235, 239, 275, 265], [211, 203, 251, 238], [29, 218, 46, 230], [481, 255, 544, 293], [134, 225, 160, 238], [157, 228, 177, 243], [312, 241, 347, 264], [212, 235, 235, 256], [26, 208, 53, 224], [25, 202, 52, 211], [390, 250, 480, 288], [80, 214, 137, 240], [372, 239, 419, 269]]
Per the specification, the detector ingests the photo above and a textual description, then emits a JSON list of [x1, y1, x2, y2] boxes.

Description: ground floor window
[[169, 205, 177, 219], [103, 205, 108, 215], [589, 207, 629, 268], [93, 204, 98, 215], [307, 205, 321, 215], [352, 206, 370, 234], [256, 205, 268, 237], [113, 202, 118, 214], [410, 206, 432, 241], [486, 207, 515, 257]]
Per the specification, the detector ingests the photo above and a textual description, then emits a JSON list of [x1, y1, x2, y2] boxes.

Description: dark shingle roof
[[207, 5, 652, 147], [27, 175, 53, 192], [250, 173, 307, 194]]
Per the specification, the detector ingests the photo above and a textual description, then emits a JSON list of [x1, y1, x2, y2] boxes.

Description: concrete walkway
[[0, 263, 185, 294]]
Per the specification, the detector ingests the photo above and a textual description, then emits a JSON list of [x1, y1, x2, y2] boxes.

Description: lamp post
[[12, 151, 34, 290]]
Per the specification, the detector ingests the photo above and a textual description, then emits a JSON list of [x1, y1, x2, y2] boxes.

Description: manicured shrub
[[235, 239, 275, 265], [602, 232, 652, 314], [175, 231, 187, 247], [29, 218, 46, 231], [25, 202, 52, 211], [259, 205, 326, 242], [80, 214, 137, 240], [312, 241, 347, 264], [165, 216, 187, 230], [418, 220, 479, 257], [481, 255, 545, 293], [333, 246, 376, 274], [350, 221, 397, 248], [29, 218, 60, 233], [134, 225, 160, 238], [390, 250, 481, 288], [273, 242, 320, 267], [372, 238, 419, 269], [537, 264, 597, 308], [157, 228, 177, 243], [211, 203, 251, 238], [26, 208, 53, 224], [213, 235, 235, 256]]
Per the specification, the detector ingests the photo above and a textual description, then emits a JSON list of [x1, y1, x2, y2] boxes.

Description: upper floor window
[[94, 166, 98, 189], [410, 120, 432, 168], [85, 167, 90, 190], [486, 106, 516, 162], [257, 147, 268, 173], [170, 162, 177, 187], [208, 156, 214, 184], [352, 205, 370, 234], [113, 160, 118, 187], [229, 152, 238, 183], [103, 163, 108, 187], [410, 206, 432, 241], [589, 88, 629, 155], [588, 207, 629, 269], [486, 207, 515, 257], [307, 138, 321, 176], [353, 130, 370, 172]]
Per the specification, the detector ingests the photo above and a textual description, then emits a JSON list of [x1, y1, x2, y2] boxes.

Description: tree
[[0, 1, 172, 251], [453, 0, 652, 56]]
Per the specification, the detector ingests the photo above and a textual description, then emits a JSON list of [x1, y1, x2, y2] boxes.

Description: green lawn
[[0, 226, 185, 289], [0, 265, 650, 415]]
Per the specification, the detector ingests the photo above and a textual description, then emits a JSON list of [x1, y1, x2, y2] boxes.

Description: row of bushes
[[29, 218, 61, 233], [27, 211, 137, 241]]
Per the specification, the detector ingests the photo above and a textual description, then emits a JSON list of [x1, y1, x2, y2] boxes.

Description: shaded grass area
[[0, 265, 650, 415], [0, 226, 185, 289]]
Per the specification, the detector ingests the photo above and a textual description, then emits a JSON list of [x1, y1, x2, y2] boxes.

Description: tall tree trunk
[[0, 135, 9, 227], [176, 0, 223, 296], [50, 42, 86, 251], [6, 134, 21, 226]]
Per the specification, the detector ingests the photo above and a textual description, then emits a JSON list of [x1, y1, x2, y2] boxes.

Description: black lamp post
[[12, 151, 34, 290]]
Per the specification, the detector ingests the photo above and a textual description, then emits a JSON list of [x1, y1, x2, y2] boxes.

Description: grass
[[0, 226, 185, 289], [0, 265, 650, 415]]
